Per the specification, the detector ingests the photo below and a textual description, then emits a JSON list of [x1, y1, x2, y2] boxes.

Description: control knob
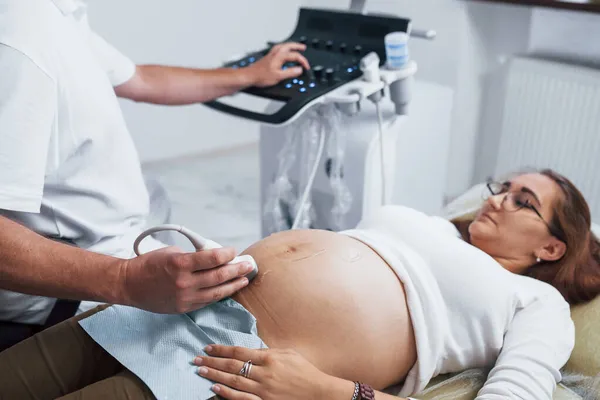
[[313, 65, 324, 80], [325, 68, 335, 81]]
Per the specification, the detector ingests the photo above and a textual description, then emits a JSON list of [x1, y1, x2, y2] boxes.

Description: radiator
[[493, 57, 600, 219]]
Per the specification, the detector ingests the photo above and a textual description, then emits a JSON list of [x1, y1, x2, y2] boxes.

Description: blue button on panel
[[232, 65, 239, 69], [240, 61, 247, 67], [347, 67, 353, 73], [293, 79, 298, 84], [299, 87, 307, 93], [285, 83, 293, 89], [309, 82, 316, 88], [298, 80, 304, 85], [249, 57, 256, 63]]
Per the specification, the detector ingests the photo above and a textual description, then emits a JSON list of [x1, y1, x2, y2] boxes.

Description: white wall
[[473, 4, 600, 189], [469, 3, 533, 187], [529, 8, 600, 67], [86, 0, 301, 163]]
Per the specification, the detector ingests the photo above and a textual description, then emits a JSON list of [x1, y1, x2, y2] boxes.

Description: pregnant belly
[[232, 229, 417, 389]]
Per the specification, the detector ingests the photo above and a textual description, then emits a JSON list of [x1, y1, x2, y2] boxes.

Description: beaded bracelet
[[351, 382, 360, 400], [351, 382, 375, 400]]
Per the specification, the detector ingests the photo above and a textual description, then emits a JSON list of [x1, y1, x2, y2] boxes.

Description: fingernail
[[243, 263, 253, 273], [204, 345, 213, 353], [193, 357, 202, 365], [241, 277, 249, 286], [212, 385, 221, 393], [198, 367, 208, 375]]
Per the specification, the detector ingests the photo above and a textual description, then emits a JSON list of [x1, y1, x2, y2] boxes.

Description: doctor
[[0, 0, 309, 332]]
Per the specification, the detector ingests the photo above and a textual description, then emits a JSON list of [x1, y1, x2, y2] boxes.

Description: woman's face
[[469, 173, 566, 273]]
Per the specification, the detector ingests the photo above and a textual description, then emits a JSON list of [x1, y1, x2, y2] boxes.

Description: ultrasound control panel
[[204, 8, 411, 125]]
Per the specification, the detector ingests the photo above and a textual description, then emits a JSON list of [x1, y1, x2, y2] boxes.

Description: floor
[[142, 144, 262, 254]]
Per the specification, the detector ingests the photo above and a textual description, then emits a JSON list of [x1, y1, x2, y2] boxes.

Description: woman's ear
[[539, 238, 567, 262]]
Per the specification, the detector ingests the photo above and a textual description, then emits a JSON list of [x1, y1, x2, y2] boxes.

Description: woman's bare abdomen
[[232, 229, 417, 389]]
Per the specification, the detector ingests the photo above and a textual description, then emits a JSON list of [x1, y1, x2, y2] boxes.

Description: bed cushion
[[412, 369, 584, 399], [565, 294, 600, 377]]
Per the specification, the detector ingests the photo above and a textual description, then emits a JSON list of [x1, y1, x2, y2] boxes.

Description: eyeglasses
[[483, 181, 565, 241]]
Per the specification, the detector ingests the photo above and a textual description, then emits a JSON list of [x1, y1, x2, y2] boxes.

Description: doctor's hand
[[246, 42, 310, 88], [194, 345, 329, 400], [119, 246, 251, 314]]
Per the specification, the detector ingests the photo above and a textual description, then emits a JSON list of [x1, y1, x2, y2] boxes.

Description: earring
[[536, 257, 541, 263]]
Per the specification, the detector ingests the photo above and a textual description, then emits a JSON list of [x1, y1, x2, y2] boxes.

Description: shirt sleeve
[[0, 44, 56, 213], [475, 292, 575, 400], [88, 31, 136, 87]]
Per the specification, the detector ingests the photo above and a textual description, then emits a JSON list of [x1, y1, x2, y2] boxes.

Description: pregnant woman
[[1, 169, 599, 400]]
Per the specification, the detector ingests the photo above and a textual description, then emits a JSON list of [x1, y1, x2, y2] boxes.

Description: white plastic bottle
[[384, 31, 409, 70]]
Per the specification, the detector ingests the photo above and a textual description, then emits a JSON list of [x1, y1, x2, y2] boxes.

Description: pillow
[[410, 368, 584, 399], [441, 183, 487, 221], [565, 294, 600, 376]]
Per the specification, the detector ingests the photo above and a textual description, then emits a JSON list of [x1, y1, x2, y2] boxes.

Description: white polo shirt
[[0, 0, 155, 323]]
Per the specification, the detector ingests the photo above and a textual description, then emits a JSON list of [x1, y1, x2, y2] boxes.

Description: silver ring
[[239, 360, 253, 379]]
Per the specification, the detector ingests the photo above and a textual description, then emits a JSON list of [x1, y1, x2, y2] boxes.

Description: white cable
[[358, 51, 386, 206], [375, 101, 386, 206], [133, 224, 223, 256], [291, 125, 326, 230]]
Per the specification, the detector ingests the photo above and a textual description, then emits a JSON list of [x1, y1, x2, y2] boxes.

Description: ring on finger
[[239, 360, 253, 379]]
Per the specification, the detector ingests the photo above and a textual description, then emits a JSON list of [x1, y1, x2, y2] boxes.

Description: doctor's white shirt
[[0, 0, 154, 323]]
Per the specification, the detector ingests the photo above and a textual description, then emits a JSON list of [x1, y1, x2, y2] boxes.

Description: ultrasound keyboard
[[203, 8, 411, 125]]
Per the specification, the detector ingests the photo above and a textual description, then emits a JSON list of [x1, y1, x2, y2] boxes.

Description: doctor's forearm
[[116, 65, 255, 105], [0, 216, 124, 304]]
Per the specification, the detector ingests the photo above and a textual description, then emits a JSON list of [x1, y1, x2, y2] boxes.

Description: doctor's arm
[[0, 216, 251, 314], [0, 215, 124, 306], [113, 42, 310, 105]]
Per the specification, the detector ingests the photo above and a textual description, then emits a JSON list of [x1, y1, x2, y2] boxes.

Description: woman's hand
[[193, 345, 331, 400]]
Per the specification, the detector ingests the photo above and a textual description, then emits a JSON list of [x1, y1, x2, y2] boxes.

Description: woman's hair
[[454, 169, 600, 305]]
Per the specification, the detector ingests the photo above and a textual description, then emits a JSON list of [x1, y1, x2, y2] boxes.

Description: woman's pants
[[0, 305, 219, 400]]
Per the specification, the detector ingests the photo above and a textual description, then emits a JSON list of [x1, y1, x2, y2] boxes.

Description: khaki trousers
[[0, 305, 219, 400]]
